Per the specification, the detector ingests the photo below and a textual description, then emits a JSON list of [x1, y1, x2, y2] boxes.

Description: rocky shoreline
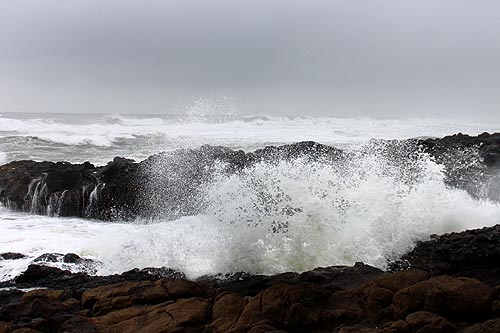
[[3, 224, 500, 332], [1, 132, 500, 332]]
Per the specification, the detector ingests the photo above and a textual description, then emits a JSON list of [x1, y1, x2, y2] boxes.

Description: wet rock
[[0, 289, 24, 307], [32, 253, 96, 271], [0, 322, 16, 333], [92, 297, 211, 333], [0, 253, 26, 260], [463, 318, 500, 333], [329, 269, 430, 326], [4, 265, 185, 296], [14, 265, 73, 284], [200, 263, 384, 297], [118, 267, 186, 280], [0, 142, 347, 221], [299, 262, 385, 290], [208, 292, 248, 332], [1, 136, 498, 220], [396, 224, 500, 285], [22, 289, 72, 302], [392, 276, 495, 322], [81, 279, 211, 315], [33, 253, 64, 263], [1, 262, 500, 332], [63, 253, 85, 264], [404, 311, 458, 332]]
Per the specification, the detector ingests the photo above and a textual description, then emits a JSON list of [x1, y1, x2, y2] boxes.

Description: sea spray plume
[[418, 132, 500, 200], [182, 95, 238, 123], [2, 141, 500, 278], [138, 145, 247, 220], [199, 140, 500, 273], [1, 137, 498, 225], [137, 142, 342, 220]]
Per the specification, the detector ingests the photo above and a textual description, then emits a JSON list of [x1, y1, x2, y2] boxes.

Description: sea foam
[[1, 141, 499, 280]]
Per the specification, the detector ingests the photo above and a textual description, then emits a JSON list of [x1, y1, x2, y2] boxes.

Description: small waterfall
[[24, 175, 49, 214], [86, 183, 105, 218], [47, 190, 69, 217], [21, 173, 99, 218], [47, 192, 60, 216], [24, 177, 41, 208]]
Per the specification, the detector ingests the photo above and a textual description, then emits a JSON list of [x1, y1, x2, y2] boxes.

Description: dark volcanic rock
[[0, 142, 342, 221], [1, 136, 498, 220], [33, 252, 95, 266], [0, 253, 27, 260], [392, 224, 500, 285], [2, 265, 185, 297], [418, 132, 500, 200], [33, 253, 64, 263], [199, 262, 384, 297], [0, 160, 96, 214]]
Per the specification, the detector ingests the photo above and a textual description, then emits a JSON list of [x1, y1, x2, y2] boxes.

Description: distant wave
[[101, 114, 167, 126], [1, 113, 500, 165]]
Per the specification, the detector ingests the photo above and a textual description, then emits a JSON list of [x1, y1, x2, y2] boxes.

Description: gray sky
[[1, 0, 499, 119]]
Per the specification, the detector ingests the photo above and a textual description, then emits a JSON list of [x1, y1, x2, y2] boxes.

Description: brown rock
[[22, 289, 72, 302], [234, 283, 330, 330], [58, 315, 98, 333], [246, 320, 284, 333], [81, 278, 209, 315], [337, 326, 380, 333], [0, 297, 78, 322], [235, 294, 264, 329], [463, 318, 500, 333], [367, 269, 430, 293], [209, 292, 248, 332], [404, 311, 457, 332], [93, 297, 210, 333], [0, 322, 16, 333], [392, 276, 495, 321], [329, 269, 430, 326]]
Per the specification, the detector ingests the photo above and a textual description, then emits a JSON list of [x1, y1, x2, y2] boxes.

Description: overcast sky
[[1, 0, 499, 119]]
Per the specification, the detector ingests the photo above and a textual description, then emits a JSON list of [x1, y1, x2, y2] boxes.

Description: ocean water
[[1, 112, 500, 281]]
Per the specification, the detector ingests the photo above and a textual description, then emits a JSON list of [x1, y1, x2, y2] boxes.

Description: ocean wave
[[2, 141, 499, 280], [1, 113, 500, 164], [101, 114, 167, 126]]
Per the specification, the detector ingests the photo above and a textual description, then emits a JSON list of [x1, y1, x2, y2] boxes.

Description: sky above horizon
[[1, 0, 499, 120]]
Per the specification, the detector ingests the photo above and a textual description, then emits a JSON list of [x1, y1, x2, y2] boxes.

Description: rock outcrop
[[392, 224, 500, 286], [1, 263, 500, 332], [0, 142, 343, 220], [1, 134, 499, 221]]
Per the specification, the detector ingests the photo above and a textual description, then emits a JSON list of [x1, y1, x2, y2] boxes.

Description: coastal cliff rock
[[419, 132, 500, 169], [1, 134, 499, 221], [393, 224, 500, 285], [0, 142, 342, 220]]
